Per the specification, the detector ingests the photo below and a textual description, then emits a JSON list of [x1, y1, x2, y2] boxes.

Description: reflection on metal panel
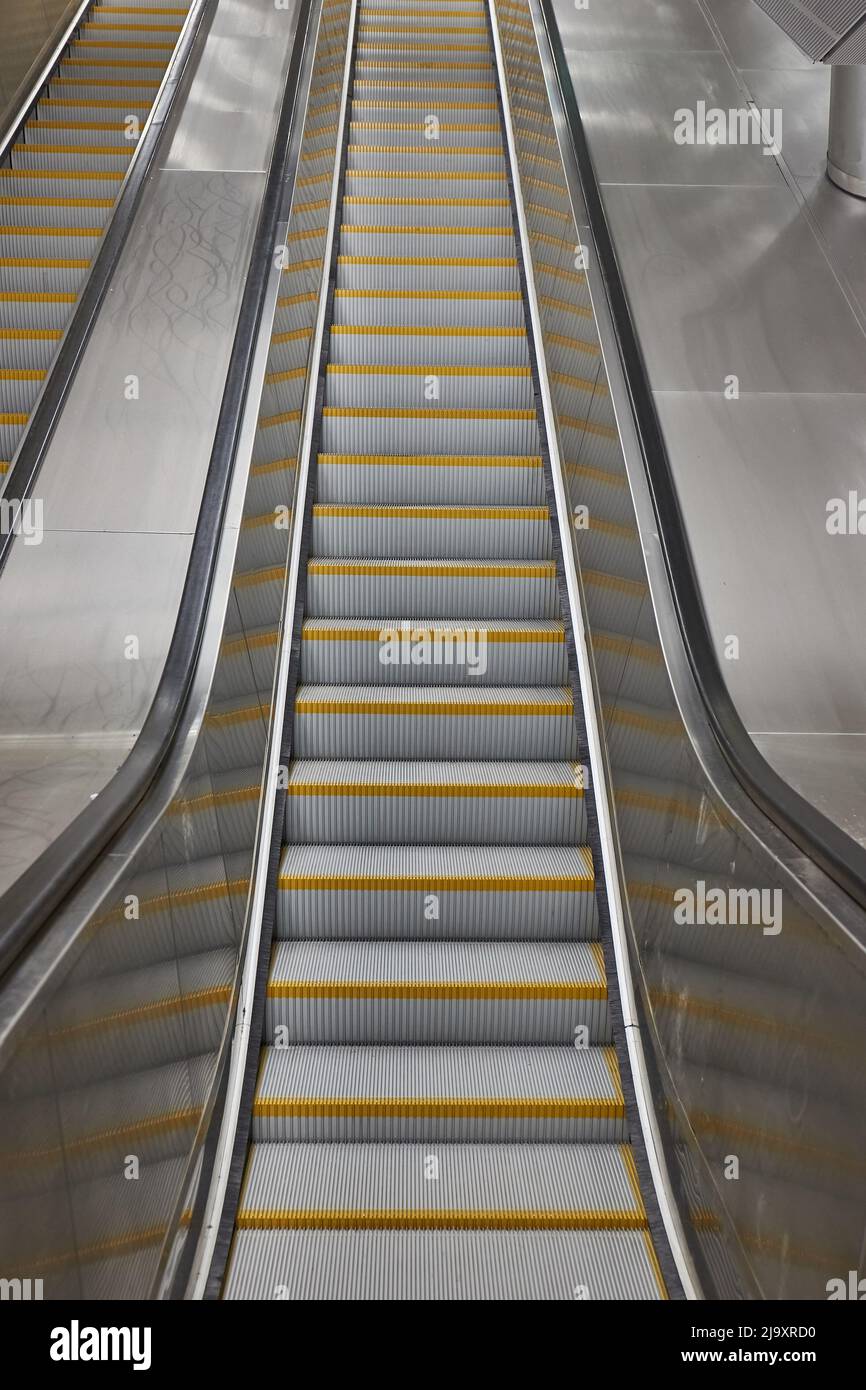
[[0, 0, 350, 1301], [495, 0, 866, 1299]]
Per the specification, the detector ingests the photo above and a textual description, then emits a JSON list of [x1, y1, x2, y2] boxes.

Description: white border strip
[[486, 0, 700, 1300], [187, 0, 359, 1300]]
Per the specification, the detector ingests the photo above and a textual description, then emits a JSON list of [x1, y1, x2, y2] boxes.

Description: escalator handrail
[[0, 0, 317, 978], [536, 0, 866, 919]]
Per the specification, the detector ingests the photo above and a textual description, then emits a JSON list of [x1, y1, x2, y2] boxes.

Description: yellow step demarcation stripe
[[14, 145, 134, 156], [0, 462, 9, 472], [0, 255, 89, 269], [337, 254, 515, 267], [42, 97, 155, 106], [254, 1096, 624, 1122], [345, 169, 506, 181], [307, 560, 554, 577], [0, 368, 45, 380], [62, 59, 168, 68], [357, 42, 491, 53], [0, 414, 28, 426], [343, 196, 508, 207], [348, 145, 501, 156], [342, 224, 513, 235], [331, 325, 525, 337], [327, 364, 528, 376], [350, 100, 498, 110], [294, 697, 573, 716], [82, 21, 184, 32], [303, 623, 563, 644], [278, 873, 593, 892], [317, 451, 539, 468], [334, 288, 520, 300], [0, 226, 100, 236], [358, 23, 489, 33], [287, 780, 582, 800], [0, 328, 61, 339], [75, 38, 176, 48], [322, 406, 534, 420], [0, 196, 114, 208], [268, 979, 602, 1001], [236, 1209, 644, 1231], [356, 60, 495, 70], [349, 122, 501, 132], [313, 503, 546, 518], [0, 291, 75, 303]]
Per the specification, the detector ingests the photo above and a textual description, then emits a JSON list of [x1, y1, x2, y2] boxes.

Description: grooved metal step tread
[[224, 1228, 664, 1299], [286, 759, 584, 793], [254, 1044, 623, 1120], [302, 616, 563, 639], [238, 1141, 639, 1228], [278, 841, 594, 887], [295, 683, 572, 712], [268, 940, 605, 993]]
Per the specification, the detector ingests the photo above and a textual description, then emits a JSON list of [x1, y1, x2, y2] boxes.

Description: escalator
[[218, 0, 671, 1301], [1, 0, 864, 1307], [0, 0, 192, 474]]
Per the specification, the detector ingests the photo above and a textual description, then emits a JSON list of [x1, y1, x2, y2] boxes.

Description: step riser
[[329, 328, 528, 366], [331, 293, 525, 329], [251, 1113, 627, 1143], [315, 458, 544, 505], [264, 997, 610, 1046], [286, 792, 586, 844], [311, 511, 551, 559], [276, 887, 598, 942], [325, 370, 533, 409], [321, 413, 538, 456], [293, 711, 579, 760], [305, 569, 559, 620], [300, 634, 568, 685]]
